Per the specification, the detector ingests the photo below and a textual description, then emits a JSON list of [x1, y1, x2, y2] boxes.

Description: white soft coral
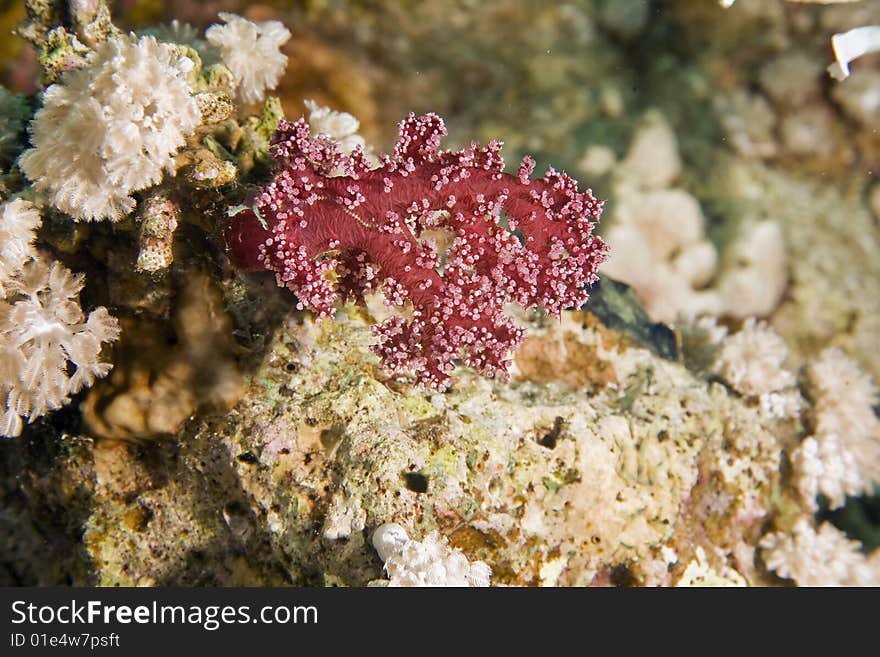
[[206, 13, 291, 105], [0, 199, 41, 297], [791, 435, 861, 510], [791, 347, 880, 508], [304, 100, 378, 174], [713, 318, 796, 396], [1, 259, 120, 437], [19, 34, 200, 221], [761, 519, 880, 586], [305, 100, 367, 156]]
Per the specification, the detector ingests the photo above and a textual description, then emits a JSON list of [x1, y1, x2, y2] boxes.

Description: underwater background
[[1, 0, 879, 586]]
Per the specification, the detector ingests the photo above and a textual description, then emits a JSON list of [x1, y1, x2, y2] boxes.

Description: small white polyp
[[371, 523, 411, 562]]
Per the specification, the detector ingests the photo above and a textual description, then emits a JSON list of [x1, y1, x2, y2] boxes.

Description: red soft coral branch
[[224, 113, 608, 388]]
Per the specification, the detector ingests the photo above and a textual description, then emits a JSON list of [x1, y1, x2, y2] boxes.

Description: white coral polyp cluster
[[760, 519, 880, 586], [792, 435, 861, 510], [603, 188, 721, 323], [20, 34, 200, 221], [305, 100, 369, 157], [1, 259, 120, 437], [372, 523, 492, 587], [713, 318, 795, 397], [601, 111, 787, 324], [602, 112, 720, 323], [792, 348, 880, 509], [206, 13, 291, 105], [0, 199, 41, 297], [304, 100, 378, 175]]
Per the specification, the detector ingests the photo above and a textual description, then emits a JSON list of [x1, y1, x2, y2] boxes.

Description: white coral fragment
[[0, 199, 41, 297], [371, 523, 491, 587], [19, 34, 200, 222], [760, 519, 880, 586], [1, 260, 120, 437], [721, 1, 877, 81], [828, 25, 880, 80], [372, 523, 411, 562], [206, 13, 291, 105]]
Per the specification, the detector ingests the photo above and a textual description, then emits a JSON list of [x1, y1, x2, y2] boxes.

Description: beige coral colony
[[0, 0, 879, 588]]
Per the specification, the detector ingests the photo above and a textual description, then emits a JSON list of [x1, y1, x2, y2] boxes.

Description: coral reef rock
[[3, 299, 851, 586]]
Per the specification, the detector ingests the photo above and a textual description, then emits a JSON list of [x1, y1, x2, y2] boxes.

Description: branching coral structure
[[224, 114, 608, 388]]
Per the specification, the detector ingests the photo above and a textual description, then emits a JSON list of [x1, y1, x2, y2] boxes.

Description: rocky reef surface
[[0, 296, 759, 585], [4, 282, 868, 587]]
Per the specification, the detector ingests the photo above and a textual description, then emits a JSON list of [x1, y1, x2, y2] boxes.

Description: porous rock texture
[[0, 292, 798, 586]]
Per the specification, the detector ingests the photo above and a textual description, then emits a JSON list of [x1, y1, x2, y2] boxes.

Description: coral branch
[[224, 113, 607, 388]]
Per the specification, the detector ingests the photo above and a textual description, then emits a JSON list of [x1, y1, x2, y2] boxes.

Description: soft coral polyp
[[224, 112, 608, 388]]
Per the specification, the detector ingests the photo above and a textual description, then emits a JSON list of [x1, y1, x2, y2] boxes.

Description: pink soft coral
[[224, 113, 607, 388]]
